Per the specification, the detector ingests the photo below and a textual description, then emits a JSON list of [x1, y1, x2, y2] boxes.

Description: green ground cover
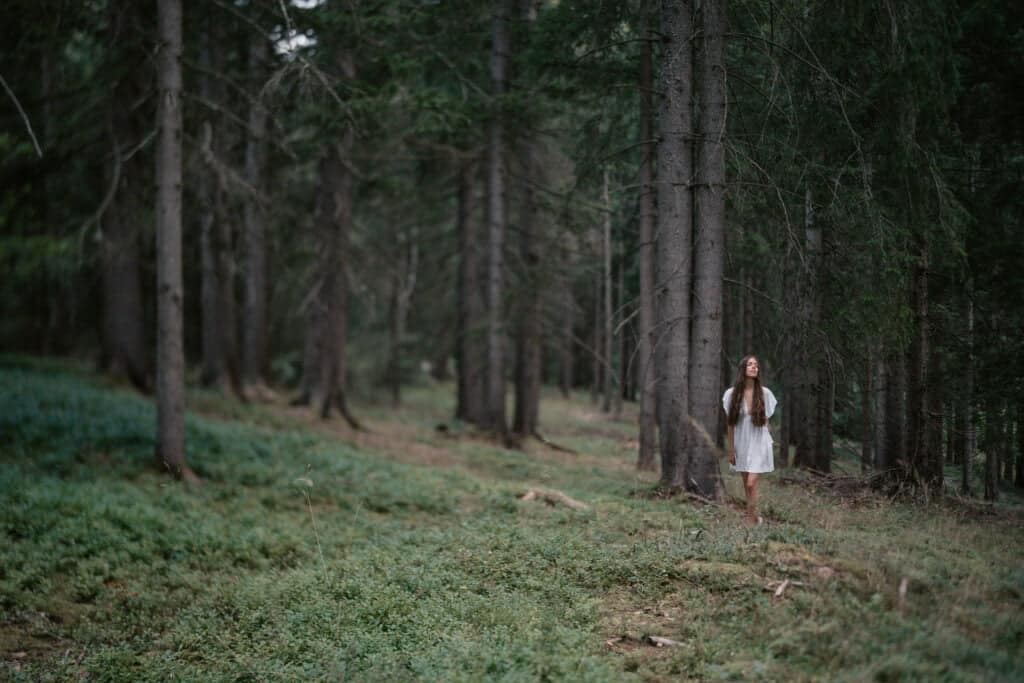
[[1, 357, 1022, 681]]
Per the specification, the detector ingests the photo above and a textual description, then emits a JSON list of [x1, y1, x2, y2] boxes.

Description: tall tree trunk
[[1016, 401, 1024, 489], [314, 137, 359, 429], [616, 255, 627, 411], [197, 14, 235, 392], [1001, 406, 1013, 483], [873, 350, 888, 470], [655, 0, 694, 490], [636, 0, 658, 470], [687, 0, 727, 498], [155, 0, 194, 481], [962, 294, 974, 494], [241, 33, 270, 397], [485, 0, 510, 437], [101, 0, 150, 393], [456, 159, 487, 424], [512, 139, 542, 438], [884, 352, 908, 472], [984, 402, 998, 501], [387, 232, 417, 406], [601, 170, 614, 414], [742, 268, 754, 353], [591, 270, 601, 405], [861, 348, 874, 472], [559, 283, 574, 398], [907, 240, 942, 489], [816, 365, 833, 472], [793, 186, 819, 469]]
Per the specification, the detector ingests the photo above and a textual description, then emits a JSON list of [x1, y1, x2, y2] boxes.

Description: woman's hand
[[729, 449, 736, 466]]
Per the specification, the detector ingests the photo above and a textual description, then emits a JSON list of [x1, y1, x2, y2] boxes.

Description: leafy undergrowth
[[1, 357, 1022, 681]]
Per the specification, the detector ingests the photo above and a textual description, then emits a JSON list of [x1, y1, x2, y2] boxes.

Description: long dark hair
[[727, 355, 767, 427]]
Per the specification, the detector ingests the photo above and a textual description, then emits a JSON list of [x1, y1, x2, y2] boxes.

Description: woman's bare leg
[[743, 473, 760, 524]]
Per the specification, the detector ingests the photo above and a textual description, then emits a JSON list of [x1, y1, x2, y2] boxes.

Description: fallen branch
[[646, 635, 683, 648], [519, 487, 589, 512], [532, 429, 579, 454]]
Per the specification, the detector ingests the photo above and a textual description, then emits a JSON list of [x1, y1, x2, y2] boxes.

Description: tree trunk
[[861, 348, 874, 472], [512, 133, 542, 438], [742, 268, 754, 353], [655, 0, 694, 490], [616, 254, 627, 411], [1016, 401, 1024, 489], [793, 186, 819, 469], [962, 294, 974, 494], [559, 283, 574, 398], [154, 0, 193, 481], [602, 170, 614, 414], [873, 350, 888, 470], [387, 231, 417, 407], [101, 0, 150, 393], [885, 352, 908, 472], [197, 15, 236, 393], [485, 0, 510, 437], [241, 32, 270, 396], [314, 135, 359, 429], [636, 0, 658, 471], [907, 240, 942, 489], [984, 402, 998, 501], [456, 159, 487, 424], [687, 0, 727, 498], [591, 270, 601, 405]]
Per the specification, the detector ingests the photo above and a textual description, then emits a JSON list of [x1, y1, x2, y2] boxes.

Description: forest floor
[[1, 355, 1023, 682]]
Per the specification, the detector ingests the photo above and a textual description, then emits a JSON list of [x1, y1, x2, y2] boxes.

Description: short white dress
[[722, 386, 777, 473]]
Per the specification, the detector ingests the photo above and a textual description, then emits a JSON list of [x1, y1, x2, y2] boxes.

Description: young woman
[[722, 355, 778, 525]]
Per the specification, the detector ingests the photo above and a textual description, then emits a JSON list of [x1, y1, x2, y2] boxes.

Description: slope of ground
[[1, 357, 1022, 681]]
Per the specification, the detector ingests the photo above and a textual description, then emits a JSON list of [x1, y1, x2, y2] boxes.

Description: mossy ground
[[1, 355, 1022, 681]]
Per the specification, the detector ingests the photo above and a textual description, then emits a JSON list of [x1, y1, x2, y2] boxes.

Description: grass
[[1, 355, 1022, 681]]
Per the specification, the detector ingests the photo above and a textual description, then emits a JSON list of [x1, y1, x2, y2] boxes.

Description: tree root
[[531, 430, 578, 454], [518, 487, 589, 511]]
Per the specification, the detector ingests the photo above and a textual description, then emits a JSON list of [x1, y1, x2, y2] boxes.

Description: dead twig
[[519, 487, 590, 512]]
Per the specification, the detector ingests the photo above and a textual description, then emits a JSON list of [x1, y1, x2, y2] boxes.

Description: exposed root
[[532, 429, 579, 454], [518, 487, 590, 512]]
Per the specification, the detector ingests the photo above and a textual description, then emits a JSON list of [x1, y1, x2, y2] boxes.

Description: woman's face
[[744, 357, 759, 379]]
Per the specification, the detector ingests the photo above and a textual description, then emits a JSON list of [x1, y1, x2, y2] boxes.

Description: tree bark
[[484, 0, 511, 437], [387, 231, 417, 406], [655, 0, 694, 490], [155, 0, 193, 481], [907, 240, 942, 489], [197, 13, 238, 393], [873, 350, 888, 470], [636, 0, 658, 471], [591, 270, 601, 405], [984, 401, 998, 501], [861, 347, 874, 472], [1016, 401, 1024, 489], [793, 186, 820, 470], [601, 170, 614, 414], [559, 283, 574, 398], [241, 32, 270, 396], [313, 136, 359, 429], [101, 0, 150, 393], [687, 0, 727, 498], [456, 159, 487, 424], [512, 131, 542, 437], [884, 352, 908, 472], [962, 293, 974, 494]]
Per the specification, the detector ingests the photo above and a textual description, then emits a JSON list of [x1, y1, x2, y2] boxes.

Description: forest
[[2, 0, 1023, 680]]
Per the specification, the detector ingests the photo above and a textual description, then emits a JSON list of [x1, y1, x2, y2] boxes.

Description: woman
[[722, 355, 777, 525]]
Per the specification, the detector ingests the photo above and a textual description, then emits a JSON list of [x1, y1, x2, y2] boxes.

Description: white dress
[[722, 386, 777, 473]]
